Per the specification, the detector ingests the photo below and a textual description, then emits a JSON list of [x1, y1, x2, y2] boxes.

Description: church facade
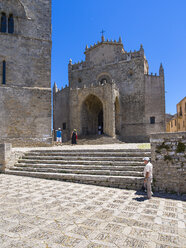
[[53, 36, 166, 142], [0, 0, 52, 146]]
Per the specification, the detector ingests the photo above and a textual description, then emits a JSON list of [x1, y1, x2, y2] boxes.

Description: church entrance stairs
[[5, 148, 151, 190]]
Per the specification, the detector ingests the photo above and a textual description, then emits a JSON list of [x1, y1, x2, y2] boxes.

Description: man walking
[[143, 157, 153, 199]]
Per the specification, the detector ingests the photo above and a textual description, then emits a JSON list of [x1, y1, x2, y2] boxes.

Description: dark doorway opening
[[115, 97, 120, 135], [81, 94, 103, 135], [98, 110, 103, 134]]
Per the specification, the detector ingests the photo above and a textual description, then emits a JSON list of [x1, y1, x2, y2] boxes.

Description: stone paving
[[0, 174, 185, 248], [11, 143, 151, 152]]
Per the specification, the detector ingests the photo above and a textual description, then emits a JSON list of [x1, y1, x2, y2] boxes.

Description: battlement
[[119, 49, 142, 61], [84, 36, 123, 53], [69, 80, 116, 92], [71, 61, 86, 70], [53, 82, 69, 94], [69, 37, 144, 71], [145, 72, 160, 77], [53, 79, 117, 94]]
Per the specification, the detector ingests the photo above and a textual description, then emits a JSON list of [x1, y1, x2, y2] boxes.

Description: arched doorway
[[115, 97, 120, 135], [81, 94, 103, 135]]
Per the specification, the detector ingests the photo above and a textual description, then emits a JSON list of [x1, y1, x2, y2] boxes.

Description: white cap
[[143, 157, 150, 161]]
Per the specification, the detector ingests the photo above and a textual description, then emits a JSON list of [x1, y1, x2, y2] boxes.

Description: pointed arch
[[97, 72, 112, 85], [81, 94, 103, 135]]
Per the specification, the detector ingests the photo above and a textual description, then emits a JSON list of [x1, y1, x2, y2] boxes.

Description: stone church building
[[53, 36, 165, 142], [0, 0, 52, 146]]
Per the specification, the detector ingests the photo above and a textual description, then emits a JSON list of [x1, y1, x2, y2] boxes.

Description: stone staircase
[[6, 148, 151, 190]]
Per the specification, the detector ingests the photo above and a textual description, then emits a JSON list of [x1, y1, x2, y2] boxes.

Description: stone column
[[0, 143, 12, 172]]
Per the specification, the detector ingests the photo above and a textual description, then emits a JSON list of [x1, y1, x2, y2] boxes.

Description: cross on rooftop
[[100, 29, 105, 36]]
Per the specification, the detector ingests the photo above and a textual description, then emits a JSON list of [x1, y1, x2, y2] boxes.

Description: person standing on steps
[[143, 157, 153, 199], [71, 129, 77, 145], [56, 128, 62, 145]]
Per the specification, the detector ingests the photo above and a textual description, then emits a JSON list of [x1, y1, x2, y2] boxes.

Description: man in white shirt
[[143, 157, 153, 199]]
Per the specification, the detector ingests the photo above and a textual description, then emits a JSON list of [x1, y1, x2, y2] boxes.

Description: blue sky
[[51, 0, 186, 115]]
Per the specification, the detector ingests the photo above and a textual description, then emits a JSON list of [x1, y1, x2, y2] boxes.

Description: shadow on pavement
[[133, 196, 149, 202], [134, 190, 186, 201]]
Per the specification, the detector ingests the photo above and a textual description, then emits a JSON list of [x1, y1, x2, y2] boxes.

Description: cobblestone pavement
[[0, 174, 185, 248]]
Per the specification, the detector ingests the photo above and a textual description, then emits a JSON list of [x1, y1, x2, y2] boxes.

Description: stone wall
[[150, 132, 186, 194], [0, 143, 12, 172], [0, 0, 52, 146], [144, 73, 165, 136], [0, 86, 52, 147], [53, 86, 70, 142]]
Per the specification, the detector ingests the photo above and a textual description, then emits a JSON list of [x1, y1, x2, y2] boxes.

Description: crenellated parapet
[[71, 61, 87, 71], [68, 79, 116, 92], [145, 72, 160, 77], [144, 63, 164, 78], [85, 36, 123, 53], [119, 48, 143, 62], [53, 82, 69, 95], [69, 37, 145, 72]]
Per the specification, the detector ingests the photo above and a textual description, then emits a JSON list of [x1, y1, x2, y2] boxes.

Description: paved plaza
[[0, 174, 185, 248]]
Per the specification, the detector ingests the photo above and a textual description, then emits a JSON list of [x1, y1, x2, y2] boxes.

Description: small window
[[175, 119, 176, 126], [150, 116, 155, 124], [179, 106, 182, 116], [63, 122, 66, 130], [171, 121, 173, 128], [1, 13, 7, 33], [2, 60, 6, 84], [8, 14, 14, 34]]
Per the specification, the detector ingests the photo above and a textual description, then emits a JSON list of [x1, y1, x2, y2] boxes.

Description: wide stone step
[[17, 159, 144, 166], [27, 148, 150, 153], [24, 151, 151, 157], [14, 163, 144, 171], [5, 170, 144, 190], [21, 156, 145, 161], [9, 167, 143, 177]]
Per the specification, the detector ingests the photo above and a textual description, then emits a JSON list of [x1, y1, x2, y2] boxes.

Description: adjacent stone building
[[0, 0, 52, 146], [53, 36, 166, 142]]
